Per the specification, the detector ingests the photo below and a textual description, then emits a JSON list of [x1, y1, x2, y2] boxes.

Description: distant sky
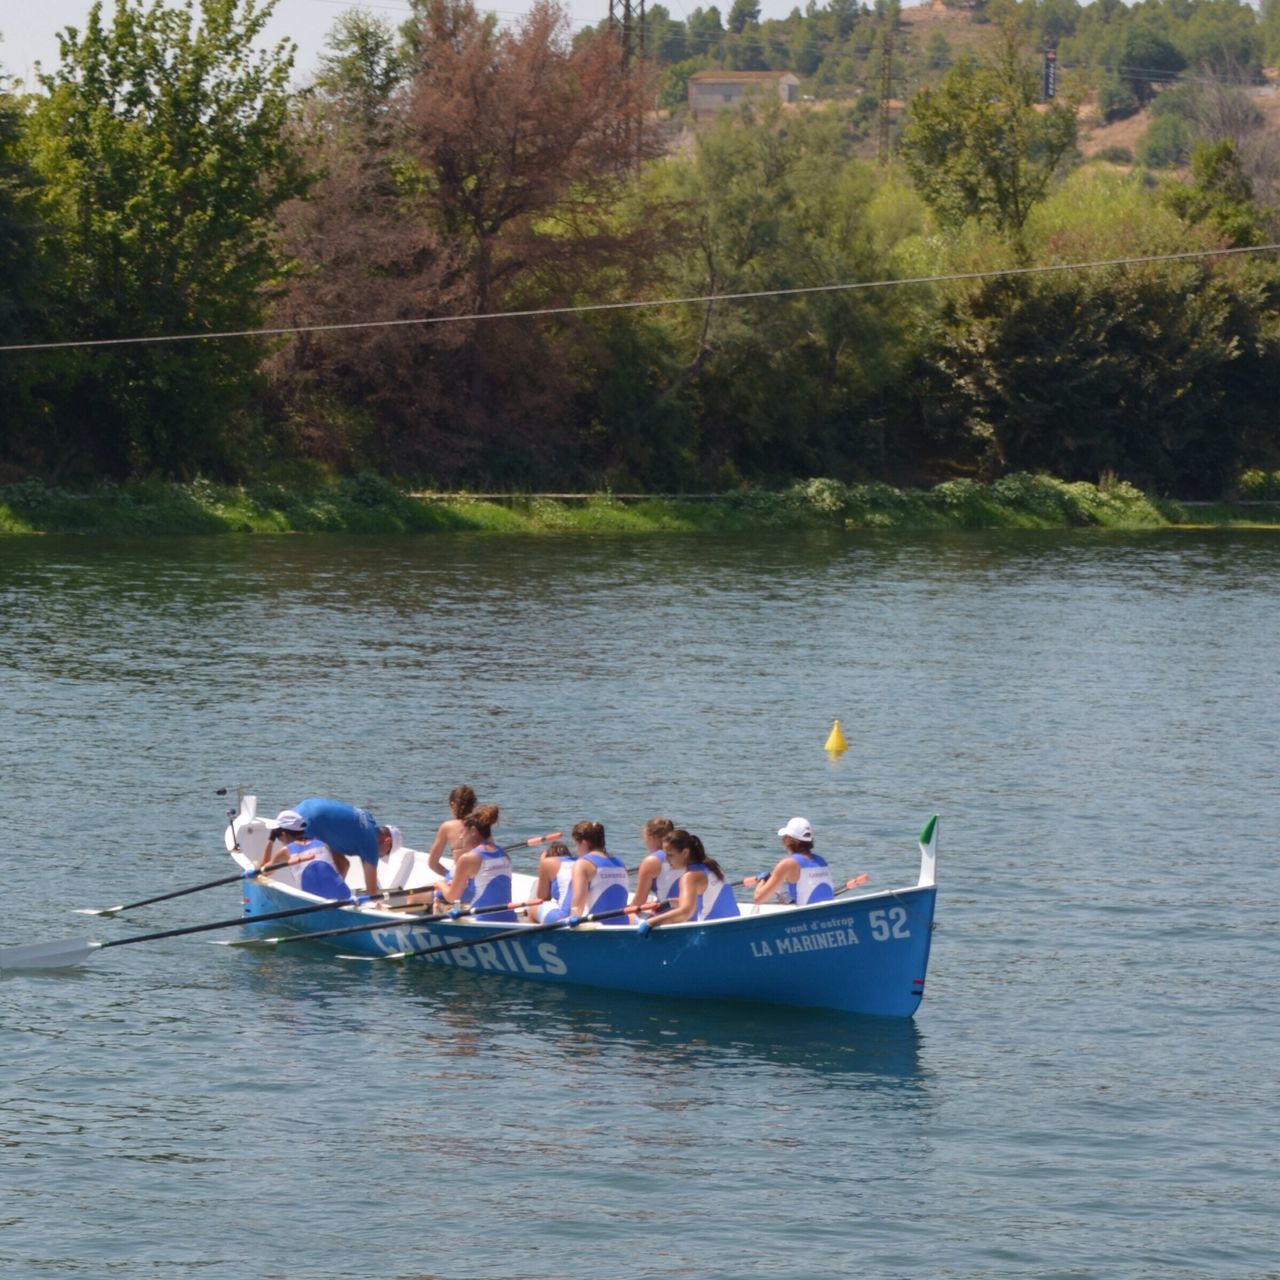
[[2, 0, 846, 89]]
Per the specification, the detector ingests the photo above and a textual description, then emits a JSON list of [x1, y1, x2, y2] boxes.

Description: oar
[[506, 830, 564, 850], [835, 873, 871, 896], [73, 852, 318, 917], [342, 898, 668, 964], [220, 896, 549, 949], [1, 882, 404, 973], [746, 873, 868, 914]]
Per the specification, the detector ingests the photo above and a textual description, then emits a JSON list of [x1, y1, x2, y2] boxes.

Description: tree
[[925, 31, 952, 71], [898, 26, 1077, 237], [397, 0, 669, 480], [314, 10, 408, 131], [655, 102, 916, 482], [1108, 22, 1185, 108], [1137, 113, 1192, 169], [26, 0, 308, 478], [922, 259, 1278, 495], [0, 80, 40, 345], [0, 76, 48, 472], [728, 0, 761, 35], [1165, 140, 1273, 247]]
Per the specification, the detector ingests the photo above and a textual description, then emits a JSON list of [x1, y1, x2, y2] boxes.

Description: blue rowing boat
[[226, 797, 939, 1019]]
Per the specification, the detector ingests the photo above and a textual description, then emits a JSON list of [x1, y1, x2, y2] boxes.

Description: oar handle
[[249, 852, 316, 878], [508, 830, 563, 849], [834, 873, 870, 897]]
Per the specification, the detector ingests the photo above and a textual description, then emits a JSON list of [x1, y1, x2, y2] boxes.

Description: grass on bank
[[1, 472, 1278, 535]]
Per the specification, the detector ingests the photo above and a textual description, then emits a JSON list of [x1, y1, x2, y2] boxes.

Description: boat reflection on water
[[232, 937, 927, 1096], [389, 959, 927, 1089]]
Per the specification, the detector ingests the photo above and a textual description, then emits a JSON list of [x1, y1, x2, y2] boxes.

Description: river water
[[0, 530, 1276, 1279]]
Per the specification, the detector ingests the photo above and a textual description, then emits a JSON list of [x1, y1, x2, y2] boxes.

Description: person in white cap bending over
[[752, 817, 835, 907], [257, 798, 400, 898]]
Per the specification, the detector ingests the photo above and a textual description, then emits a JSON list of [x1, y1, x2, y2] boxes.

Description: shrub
[[1238, 469, 1280, 500], [1098, 75, 1139, 122], [1094, 145, 1133, 164], [1137, 115, 1192, 169]]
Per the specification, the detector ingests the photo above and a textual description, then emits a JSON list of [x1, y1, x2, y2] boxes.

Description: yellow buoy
[[824, 718, 848, 754]]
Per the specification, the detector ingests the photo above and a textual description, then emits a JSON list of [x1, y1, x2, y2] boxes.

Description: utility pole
[[609, 0, 646, 69], [609, 0, 648, 171]]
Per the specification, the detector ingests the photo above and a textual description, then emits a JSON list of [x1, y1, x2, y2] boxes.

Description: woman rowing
[[565, 820, 630, 925], [426, 804, 516, 922], [639, 829, 739, 931], [752, 816, 834, 906], [426, 784, 478, 879], [529, 840, 574, 923], [629, 816, 677, 910]]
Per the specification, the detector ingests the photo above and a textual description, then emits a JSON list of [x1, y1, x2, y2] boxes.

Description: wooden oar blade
[[0, 938, 102, 971]]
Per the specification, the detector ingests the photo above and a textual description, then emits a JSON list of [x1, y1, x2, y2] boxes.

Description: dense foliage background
[[2, 0, 1279, 496]]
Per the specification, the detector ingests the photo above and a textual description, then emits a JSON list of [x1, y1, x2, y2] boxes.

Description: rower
[[565, 821, 630, 925], [530, 841, 574, 923], [641, 829, 739, 930], [629, 816, 677, 910], [752, 817, 834, 906], [427, 805, 516, 922], [425, 784, 478, 879], [258, 810, 353, 901]]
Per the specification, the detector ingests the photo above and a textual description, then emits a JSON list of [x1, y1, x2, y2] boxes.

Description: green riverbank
[[2, 474, 1278, 536]]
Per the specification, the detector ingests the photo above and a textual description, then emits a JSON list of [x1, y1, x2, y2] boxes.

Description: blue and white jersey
[[652, 851, 682, 903], [287, 837, 352, 900], [686, 864, 740, 921], [582, 853, 630, 925], [549, 855, 577, 907], [467, 846, 515, 922], [788, 852, 834, 906]]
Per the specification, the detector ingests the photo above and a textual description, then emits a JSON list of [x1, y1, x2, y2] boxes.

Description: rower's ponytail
[[449, 785, 477, 819], [666, 829, 725, 880]]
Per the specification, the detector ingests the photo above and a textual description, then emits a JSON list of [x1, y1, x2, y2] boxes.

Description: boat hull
[[241, 878, 936, 1019]]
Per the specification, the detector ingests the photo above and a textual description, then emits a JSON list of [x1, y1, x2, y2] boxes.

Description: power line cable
[[3, 243, 1276, 355]]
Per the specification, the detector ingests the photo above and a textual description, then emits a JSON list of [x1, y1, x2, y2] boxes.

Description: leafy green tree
[[728, 0, 761, 35], [1165, 140, 1272, 246], [0, 74, 49, 469], [925, 31, 953, 70], [653, 102, 918, 482], [0, 79, 40, 345], [1096, 71, 1139, 122], [1176, 3, 1262, 79], [26, 0, 308, 479], [644, 5, 688, 63], [923, 261, 1279, 495], [1265, 0, 1280, 64], [899, 27, 1078, 237], [1137, 113, 1192, 168], [1103, 22, 1185, 108], [686, 6, 725, 58], [1031, 0, 1079, 46], [314, 10, 408, 131]]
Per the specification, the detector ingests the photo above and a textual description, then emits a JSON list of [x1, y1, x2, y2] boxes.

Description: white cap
[[273, 809, 307, 832], [778, 817, 813, 842], [385, 825, 403, 853]]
